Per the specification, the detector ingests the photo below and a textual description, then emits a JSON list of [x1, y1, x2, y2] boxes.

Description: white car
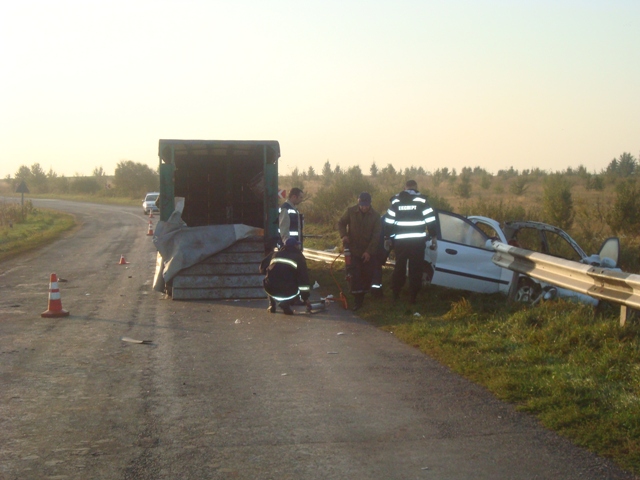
[[142, 192, 160, 215], [424, 211, 620, 305]]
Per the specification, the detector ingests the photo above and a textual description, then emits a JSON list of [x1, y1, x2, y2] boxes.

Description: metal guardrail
[[304, 248, 396, 266], [492, 241, 640, 326], [304, 248, 341, 264]]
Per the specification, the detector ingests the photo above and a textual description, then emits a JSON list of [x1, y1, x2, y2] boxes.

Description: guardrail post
[[620, 305, 628, 327], [507, 271, 519, 303]]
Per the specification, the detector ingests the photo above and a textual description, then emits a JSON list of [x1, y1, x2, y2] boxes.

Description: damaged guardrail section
[[304, 249, 341, 264], [492, 242, 640, 326]]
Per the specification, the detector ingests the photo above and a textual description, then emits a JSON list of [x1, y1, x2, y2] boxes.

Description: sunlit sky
[[1, 0, 638, 179]]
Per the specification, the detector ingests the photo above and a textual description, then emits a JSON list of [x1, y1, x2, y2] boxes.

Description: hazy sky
[[1, 0, 638, 179]]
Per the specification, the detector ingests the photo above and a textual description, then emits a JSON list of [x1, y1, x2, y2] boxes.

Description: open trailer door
[[156, 140, 280, 300]]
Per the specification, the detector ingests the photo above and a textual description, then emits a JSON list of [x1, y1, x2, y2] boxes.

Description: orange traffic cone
[[146, 220, 154, 236], [149, 211, 154, 219], [41, 273, 70, 318], [118, 255, 129, 265]]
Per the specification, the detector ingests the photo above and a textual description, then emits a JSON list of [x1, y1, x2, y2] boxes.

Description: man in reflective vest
[[260, 237, 311, 315], [278, 187, 304, 250], [384, 180, 436, 303], [370, 214, 390, 298]]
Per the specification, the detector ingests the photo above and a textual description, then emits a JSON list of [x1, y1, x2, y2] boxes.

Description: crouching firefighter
[[259, 237, 311, 315]]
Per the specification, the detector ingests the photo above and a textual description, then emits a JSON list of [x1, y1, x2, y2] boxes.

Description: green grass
[[2, 192, 138, 207], [0, 208, 76, 262], [308, 260, 640, 475]]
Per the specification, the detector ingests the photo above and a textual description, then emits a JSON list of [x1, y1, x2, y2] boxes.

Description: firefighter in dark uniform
[[278, 187, 304, 250], [260, 237, 311, 315], [370, 214, 390, 298], [384, 180, 436, 303]]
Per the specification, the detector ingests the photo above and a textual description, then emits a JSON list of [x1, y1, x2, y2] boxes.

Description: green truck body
[[156, 140, 281, 299]]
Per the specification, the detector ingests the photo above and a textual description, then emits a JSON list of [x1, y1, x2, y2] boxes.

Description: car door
[[427, 211, 509, 294]]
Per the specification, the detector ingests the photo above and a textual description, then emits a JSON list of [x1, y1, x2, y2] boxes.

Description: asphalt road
[[0, 198, 636, 480]]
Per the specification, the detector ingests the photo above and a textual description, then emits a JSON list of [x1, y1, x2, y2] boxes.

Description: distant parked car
[[142, 192, 160, 215], [423, 211, 620, 305]]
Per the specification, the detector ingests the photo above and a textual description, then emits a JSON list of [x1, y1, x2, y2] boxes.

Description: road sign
[[16, 181, 29, 194], [278, 189, 286, 199]]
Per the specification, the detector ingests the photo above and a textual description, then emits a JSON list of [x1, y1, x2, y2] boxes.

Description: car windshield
[[146, 194, 158, 201]]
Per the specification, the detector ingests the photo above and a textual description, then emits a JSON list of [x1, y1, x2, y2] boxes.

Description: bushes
[[606, 179, 640, 236], [70, 177, 101, 194], [542, 175, 574, 231], [458, 199, 532, 223], [114, 160, 158, 198], [305, 168, 376, 224], [0, 200, 34, 226]]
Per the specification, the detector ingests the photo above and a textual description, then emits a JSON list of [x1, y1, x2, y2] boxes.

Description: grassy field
[[0, 191, 139, 208], [0, 203, 76, 262]]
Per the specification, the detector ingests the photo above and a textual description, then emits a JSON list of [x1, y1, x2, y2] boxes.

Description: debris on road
[[120, 337, 153, 344]]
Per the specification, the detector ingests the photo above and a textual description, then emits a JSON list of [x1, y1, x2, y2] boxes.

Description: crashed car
[[424, 211, 620, 305]]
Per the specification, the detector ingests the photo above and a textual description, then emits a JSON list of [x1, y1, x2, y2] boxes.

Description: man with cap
[[260, 237, 311, 315], [337, 192, 382, 311]]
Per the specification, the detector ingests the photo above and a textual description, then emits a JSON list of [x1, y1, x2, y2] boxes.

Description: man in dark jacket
[[384, 180, 436, 303], [338, 192, 382, 310], [260, 237, 311, 315]]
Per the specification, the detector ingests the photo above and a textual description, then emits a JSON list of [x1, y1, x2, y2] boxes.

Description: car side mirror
[[485, 239, 496, 250]]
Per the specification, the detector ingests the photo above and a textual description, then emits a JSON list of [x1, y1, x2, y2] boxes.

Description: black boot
[[279, 302, 294, 315], [352, 293, 364, 311], [267, 298, 276, 313]]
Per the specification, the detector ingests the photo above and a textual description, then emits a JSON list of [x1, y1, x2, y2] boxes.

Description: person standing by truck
[[278, 188, 304, 250], [338, 192, 382, 311], [384, 180, 436, 304]]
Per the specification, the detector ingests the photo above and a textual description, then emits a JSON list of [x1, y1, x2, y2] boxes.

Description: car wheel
[[515, 277, 541, 304], [422, 261, 434, 285]]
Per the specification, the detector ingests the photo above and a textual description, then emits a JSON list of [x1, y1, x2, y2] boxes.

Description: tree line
[[6, 152, 639, 240], [5, 161, 158, 198]]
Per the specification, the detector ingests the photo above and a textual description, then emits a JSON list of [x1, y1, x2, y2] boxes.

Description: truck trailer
[[154, 140, 281, 300]]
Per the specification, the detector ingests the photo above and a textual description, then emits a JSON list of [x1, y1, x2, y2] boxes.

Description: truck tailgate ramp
[[171, 236, 266, 300]]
